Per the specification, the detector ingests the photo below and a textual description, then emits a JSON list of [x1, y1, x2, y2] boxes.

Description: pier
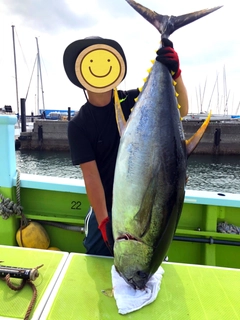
[[16, 119, 240, 154]]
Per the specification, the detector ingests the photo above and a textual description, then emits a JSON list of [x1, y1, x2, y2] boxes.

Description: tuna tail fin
[[125, 0, 222, 38], [185, 111, 212, 157]]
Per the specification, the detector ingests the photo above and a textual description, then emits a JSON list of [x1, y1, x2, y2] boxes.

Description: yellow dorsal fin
[[186, 111, 212, 157], [114, 88, 127, 137]]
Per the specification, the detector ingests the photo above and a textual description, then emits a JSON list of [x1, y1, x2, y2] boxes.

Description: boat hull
[[1, 177, 239, 269]]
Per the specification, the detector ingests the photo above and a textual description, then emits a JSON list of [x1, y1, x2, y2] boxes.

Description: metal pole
[[20, 98, 26, 132], [11, 25, 20, 116], [173, 236, 240, 247], [36, 48, 40, 115], [68, 107, 71, 121]]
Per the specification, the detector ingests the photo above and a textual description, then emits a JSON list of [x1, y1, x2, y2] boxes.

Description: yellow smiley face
[[75, 44, 126, 93]]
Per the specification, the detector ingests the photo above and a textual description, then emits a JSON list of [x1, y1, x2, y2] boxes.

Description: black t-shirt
[[68, 89, 139, 211]]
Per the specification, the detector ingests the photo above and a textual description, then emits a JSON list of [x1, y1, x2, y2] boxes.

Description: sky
[[1, 0, 240, 116]]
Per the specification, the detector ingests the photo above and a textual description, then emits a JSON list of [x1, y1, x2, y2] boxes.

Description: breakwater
[[17, 119, 240, 154]]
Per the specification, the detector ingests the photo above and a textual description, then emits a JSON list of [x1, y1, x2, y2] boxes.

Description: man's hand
[[156, 38, 181, 79], [98, 216, 114, 255]]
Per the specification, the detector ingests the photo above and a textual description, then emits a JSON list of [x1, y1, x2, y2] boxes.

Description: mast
[[223, 65, 229, 115], [35, 37, 45, 113], [207, 73, 218, 113], [11, 25, 20, 115], [236, 101, 240, 115], [36, 45, 40, 114]]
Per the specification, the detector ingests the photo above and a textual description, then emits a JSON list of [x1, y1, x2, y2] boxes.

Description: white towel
[[111, 265, 164, 315]]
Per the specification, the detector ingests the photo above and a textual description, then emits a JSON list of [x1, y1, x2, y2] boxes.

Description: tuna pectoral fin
[[134, 177, 157, 238], [114, 88, 126, 136], [186, 112, 211, 157]]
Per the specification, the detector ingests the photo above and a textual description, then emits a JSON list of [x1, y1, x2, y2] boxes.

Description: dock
[[16, 118, 240, 154]]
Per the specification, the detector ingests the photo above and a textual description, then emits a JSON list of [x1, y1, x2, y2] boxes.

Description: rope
[[25, 281, 38, 320], [0, 169, 28, 246], [2, 274, 37, 320], [16, 169, 21, 206], [0, 169, 28, 225], [0, 194, 23, 219], [0, 169, 22, 219], [217, 222, 240, 234]]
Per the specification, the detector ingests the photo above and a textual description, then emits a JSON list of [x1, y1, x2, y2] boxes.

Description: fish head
[[114, 236, 154, 289]]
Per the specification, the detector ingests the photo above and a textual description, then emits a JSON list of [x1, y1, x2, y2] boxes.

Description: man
[[63, 36, 188, 256]]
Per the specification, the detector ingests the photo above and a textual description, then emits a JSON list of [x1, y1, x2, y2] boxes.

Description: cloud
[[3, 0, 97, 33], [98, 0, 136, 16]]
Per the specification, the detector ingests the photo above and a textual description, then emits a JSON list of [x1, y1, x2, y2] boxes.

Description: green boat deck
[[41, 253, 240, 320], [0, 246, 239, 320], [0, 245, 68, 320]]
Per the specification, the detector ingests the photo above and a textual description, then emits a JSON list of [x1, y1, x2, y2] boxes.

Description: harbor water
[[16, 151, 240, 194]]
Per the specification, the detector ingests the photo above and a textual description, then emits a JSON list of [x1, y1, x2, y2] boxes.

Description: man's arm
[[81, 160, 113, 254], [80, 160, 108, 225], [156, 38, 189, 117]]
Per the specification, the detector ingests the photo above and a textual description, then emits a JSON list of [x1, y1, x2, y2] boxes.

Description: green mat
[[0, 245, 68, 319], [41, 253, 240, 320]]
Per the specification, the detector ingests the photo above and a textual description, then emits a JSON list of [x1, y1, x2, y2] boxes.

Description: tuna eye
[[136, 271, 148, 279]]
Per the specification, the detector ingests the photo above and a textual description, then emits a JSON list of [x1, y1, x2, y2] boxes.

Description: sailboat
[[11, 26, 46, 118], [184, 68, 240, 122], [12, 26, 47, 149]]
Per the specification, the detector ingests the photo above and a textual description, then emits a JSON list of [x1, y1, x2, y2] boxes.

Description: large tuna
[[112, 0, 222, 290]]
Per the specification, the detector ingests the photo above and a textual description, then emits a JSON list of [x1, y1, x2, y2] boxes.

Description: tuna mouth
[[115, 266, 147, 290], [127, 276, 147, 290], [116, 233, 140, 241], [125, 277, 139, 290]]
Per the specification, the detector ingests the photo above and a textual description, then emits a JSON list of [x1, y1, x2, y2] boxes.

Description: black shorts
[[83, 207, 113, 257]]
